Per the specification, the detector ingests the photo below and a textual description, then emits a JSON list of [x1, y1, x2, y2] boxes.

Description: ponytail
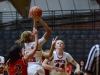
[[15, 31, 30, 45]]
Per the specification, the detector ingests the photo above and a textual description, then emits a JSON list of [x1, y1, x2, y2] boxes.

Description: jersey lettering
[[55, 63, 65, 70], [14, 64, 22, 75], [55, 60, 65, 70], [54, 60, 65, 63]]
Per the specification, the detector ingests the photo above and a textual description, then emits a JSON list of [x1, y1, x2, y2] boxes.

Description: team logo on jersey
[[54, 60, 65, 63]]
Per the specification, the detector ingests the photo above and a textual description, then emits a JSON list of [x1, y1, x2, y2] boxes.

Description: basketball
[[29, 6, 42, 17]]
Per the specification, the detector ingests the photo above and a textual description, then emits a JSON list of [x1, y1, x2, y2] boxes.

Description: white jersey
[[0, 56, 4, 75], [24, 37, 46, 66], [49, 51, 73, 75]]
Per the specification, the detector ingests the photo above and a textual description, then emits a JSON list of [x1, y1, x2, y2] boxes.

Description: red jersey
[[8, 57, 27, 75]]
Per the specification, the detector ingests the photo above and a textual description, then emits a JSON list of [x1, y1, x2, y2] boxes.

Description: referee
[[84, 44, 100, 75]]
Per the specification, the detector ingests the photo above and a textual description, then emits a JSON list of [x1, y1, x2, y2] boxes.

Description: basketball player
[[84, 44, 100, 75], [42, 40, 81, 75], [16, 14, 52, 75], [42, 36, 58, 75], [4, 27, 38, 75], [0, 56, 4, 75]]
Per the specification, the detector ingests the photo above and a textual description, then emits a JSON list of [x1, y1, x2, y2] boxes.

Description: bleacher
[[0, 30, 100, 62], [0, 9, 100, 30]]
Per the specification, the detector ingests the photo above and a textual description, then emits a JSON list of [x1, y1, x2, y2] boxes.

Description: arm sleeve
[[66, 53, 74, 62], [38, 37, 46, 47]]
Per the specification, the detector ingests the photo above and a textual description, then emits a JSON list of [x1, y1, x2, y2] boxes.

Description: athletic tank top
[[49, 51, 73, 75], [8, 57, 27, 75], [24, 37, 46, 66]]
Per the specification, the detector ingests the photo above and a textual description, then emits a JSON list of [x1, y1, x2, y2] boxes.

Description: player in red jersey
[[4, 27, 38, 75]]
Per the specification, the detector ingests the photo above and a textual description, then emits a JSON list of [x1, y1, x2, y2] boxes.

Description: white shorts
[[28, 64, 45, 75]]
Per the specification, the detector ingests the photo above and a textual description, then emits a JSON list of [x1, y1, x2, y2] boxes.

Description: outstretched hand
[[51, 36, 58, 46], [30, 13, 40, 21]]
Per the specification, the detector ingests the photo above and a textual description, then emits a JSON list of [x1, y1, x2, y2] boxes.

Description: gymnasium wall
[[0, 30, 100, 62]]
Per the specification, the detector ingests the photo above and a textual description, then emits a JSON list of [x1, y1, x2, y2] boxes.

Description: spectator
[[80, 60, 85, 75]]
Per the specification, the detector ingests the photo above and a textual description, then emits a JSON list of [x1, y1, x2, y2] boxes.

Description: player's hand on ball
[[31, 13, 40, 21]]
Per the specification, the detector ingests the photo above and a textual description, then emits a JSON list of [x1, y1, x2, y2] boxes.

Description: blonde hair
[[42, 49, 50, 60], [15, 31, 30, 45], [57, 40, 64, 43], [45, 49, 50, 53]]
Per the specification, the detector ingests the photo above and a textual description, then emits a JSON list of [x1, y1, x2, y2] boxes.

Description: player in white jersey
[[0, 56, 4, 75], [16, 14, 52, 75], [42, 40, 81, 75]]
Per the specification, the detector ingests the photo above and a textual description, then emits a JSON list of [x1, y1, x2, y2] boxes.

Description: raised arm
[[24, 27, 38, 63], [30, 13, 38, 29], [34, 21, 37, 29], [39, 18, 51, 40], [42, 36, 58, 58], [30, 13, 51, 40]]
